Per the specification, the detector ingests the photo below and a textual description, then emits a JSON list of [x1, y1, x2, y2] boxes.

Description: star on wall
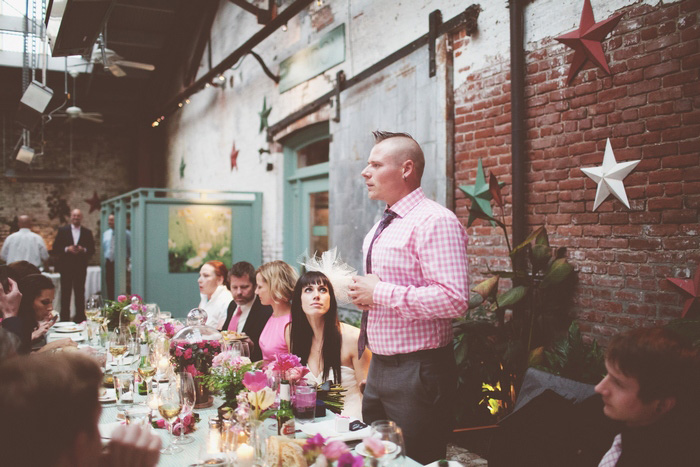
[[230, 142, 240, 171], [459, 159, 495, 227], [179, 157, 186, 179], [84, 191, 101, 214], [581, 138, 640, 211], [667, 264, 700, 318], [555, 0, 624, 84], [258, 97, 272, 133]]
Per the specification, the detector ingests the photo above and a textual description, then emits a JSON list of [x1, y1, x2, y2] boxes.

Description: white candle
[[236, 443, 255, 467], [157, 357, 169, 374]]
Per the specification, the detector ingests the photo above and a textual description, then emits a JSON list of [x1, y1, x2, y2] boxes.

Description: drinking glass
[[229, 340, 243, 357], [145, 303, 160, 321], [158, 383, 184, 454], [369, 420, 406, 466], [293, 380, 316, 423], [125, 406, 152, 427], [173, 372, 196, 445], [109, 326, 130, 368], [85, 294, 103, 321], [137, 347, 158, 397], [114, 371, 135, 409]]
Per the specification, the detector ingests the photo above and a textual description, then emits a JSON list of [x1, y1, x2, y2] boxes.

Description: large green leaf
[[468, 294, 486, 310], [473, 275, 500, 300], [510, 226, 545, 257], [535, 227, 550, 247], [531, 244, 551, 272], [540, 258, 573, 288], [454, 335, 470, 367], [494, 285, 528, 309]]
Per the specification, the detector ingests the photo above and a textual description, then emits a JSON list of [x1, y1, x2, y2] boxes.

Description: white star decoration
[[581, 138, 640, 211]]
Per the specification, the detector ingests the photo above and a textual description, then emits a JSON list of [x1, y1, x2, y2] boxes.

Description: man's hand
[[349, 274, 380, 310], [0, 278, 22, 319], [38, 338, 78, 353], [102, 424, 161, 467]]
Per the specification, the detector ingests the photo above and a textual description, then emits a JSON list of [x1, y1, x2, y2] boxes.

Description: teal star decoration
[[459, 158, 496, 227], [179, 157, 186, 179], [258, 97, 272, 133]]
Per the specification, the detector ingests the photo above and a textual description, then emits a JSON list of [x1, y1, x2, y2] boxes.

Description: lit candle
[[157, 357, 169, 375], [236, 443, 254, 467]]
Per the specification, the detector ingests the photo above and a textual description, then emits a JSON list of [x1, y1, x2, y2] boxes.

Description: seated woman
[[256, 261, 298, 363], [286, 271, 371, 420], [1, 274, 74, 354], [197, 260, 233, 329]]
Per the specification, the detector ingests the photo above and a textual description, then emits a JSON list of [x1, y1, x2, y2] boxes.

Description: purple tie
[[358, 209, 397, 357]]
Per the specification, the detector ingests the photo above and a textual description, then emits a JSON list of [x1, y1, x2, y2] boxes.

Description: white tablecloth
[[45, 265, 101, 317]]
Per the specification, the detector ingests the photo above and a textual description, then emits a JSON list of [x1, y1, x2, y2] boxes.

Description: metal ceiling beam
[[228, 0, 275, 24], [153, 0, 314, 122]]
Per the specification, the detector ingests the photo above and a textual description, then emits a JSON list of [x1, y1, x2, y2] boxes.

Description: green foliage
[[200, 359, 260, 408], [534, 322, 606, 385]]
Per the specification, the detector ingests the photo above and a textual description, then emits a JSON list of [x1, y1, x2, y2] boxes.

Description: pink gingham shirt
[[363, 188, 469, 355]]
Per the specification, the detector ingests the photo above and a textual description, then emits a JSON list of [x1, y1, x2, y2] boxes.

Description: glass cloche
[[171, 308, 223, 343]]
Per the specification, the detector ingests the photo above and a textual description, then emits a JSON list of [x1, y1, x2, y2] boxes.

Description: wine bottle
[[137, 344, 155, 395], [277, 380, 295, 438]]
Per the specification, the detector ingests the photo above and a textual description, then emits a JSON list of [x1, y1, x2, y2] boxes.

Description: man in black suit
[[52, 209, 95, 322], [221, 261, 272, 362]]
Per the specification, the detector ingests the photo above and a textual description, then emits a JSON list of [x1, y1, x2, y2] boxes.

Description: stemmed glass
[[137, 346, 158, 397], [109, 326, 130, 369], [173, 372, 196, 445], [158, 382, 184, 455], [85, 294, 103, 345], [369, 420, 406, 466]]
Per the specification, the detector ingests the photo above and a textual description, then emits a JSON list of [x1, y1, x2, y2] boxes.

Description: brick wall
[[453, 0, 700, 342], [0, 120, 137, 266]]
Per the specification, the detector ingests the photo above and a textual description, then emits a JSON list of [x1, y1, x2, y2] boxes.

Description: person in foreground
[[0, 352, 161, 467], [287, 271, 371, 420], [595, 327, 700, 467], [222, 261, 272, 361], [349, 131, 469, 463], [256, 260, 298, 362], [197, 260, 233, 329]]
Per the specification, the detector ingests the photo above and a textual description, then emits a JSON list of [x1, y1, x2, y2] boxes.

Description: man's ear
[[402, 159, 415, 180], [656, 396, 676, 416]]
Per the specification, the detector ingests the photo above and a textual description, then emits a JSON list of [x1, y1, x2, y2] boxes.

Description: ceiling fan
[[49, 70, 104, 124], [99, 47, 156, 78]]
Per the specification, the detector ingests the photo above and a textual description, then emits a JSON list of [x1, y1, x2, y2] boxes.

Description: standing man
[[52, 209, 95, 322], [221, 261, 272, 362], [0, 215, 49, 269], [102, 214, 131, 300], [349, 131, 469, 464]]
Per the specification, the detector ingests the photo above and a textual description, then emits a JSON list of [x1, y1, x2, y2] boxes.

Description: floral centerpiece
[[152, 412, 201, 435], [242, 370, 277, 421], [301, 434, 366, 467], [265, 352, 310, 384], [200, 352, 260, 414], [104, 294, 146, 330], [170, 339, 222, 377]]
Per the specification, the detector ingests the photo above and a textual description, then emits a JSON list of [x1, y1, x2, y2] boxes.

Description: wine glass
[[158, 382, 184, 455], [173, 372, 196, 445], [85, 294, 103, 321], [369, 420, 406, 466], [109, 326, 130, 369], [137, 347, 158, 397]]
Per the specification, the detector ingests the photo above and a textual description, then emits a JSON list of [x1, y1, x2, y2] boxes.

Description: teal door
[[283, 122, 330, 265]]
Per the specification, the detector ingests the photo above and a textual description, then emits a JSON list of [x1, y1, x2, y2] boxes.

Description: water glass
[[369, 420, 406, 466], [293, 381, 316, 423], [114, 372, 135, 408], [125, 406, 152, 427]]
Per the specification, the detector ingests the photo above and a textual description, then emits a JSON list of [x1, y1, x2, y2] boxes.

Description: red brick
[[583, 225, 612, 236], [648, 87, 683, 103], [643, 143, 679, 158], [616, 95, 647, 109], [629, 238, 662, 250], [662, 237, 700, 250], [663, 210, 698, 223], [599, 238, 629, 248], [648, 197, 683, 210], [644, 33, 680, 53], [612, 225, 643, 236], [627, 51, 661, 69], [616, 251, 648, 263], [662, 154, 699, 168]]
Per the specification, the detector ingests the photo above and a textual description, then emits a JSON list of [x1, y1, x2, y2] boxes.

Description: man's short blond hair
[[372, 130, 425, 179]]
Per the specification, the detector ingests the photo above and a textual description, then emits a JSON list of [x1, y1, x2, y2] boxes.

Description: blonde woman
[[255, 261, 298, 362]]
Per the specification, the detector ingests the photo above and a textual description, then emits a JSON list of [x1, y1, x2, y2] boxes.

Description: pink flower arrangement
[[152, 412, 200, 435], [212, 352, 252, 370], [169, 339, 221, 377], [302, 434, 363, 467], [243, 370, 276, 420], [267, 352, 310, 384]]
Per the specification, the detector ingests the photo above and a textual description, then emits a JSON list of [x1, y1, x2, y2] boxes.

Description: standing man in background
[[0, 215, 49, 269], [349, 131, 469, 464], [102, 214, 131, 300], [52, 209, 94, 322]]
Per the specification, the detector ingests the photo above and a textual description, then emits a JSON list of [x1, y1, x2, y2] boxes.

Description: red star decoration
[[84, 191, 101, 214], [230, 142, 240, 171], [555, 0, 624, 85], [667, 264, 700, 318]]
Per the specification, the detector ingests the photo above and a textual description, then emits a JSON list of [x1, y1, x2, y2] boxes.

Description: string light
[[205, 82, 211, 88], [185, 99, 191, 104], [152, 121, 159, 127], [178, 102, 183, 108], [282, 23, 288, 32], [218, 74, 225, 81]]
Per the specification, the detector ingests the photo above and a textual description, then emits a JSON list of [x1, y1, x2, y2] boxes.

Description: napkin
[[299, 419, 371, 442]]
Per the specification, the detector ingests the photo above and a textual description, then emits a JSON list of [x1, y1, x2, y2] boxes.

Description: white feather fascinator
[[298, 247, 356, 305]]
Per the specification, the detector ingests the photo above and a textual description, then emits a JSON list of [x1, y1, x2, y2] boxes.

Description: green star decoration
[[459, 158, 496, 227], [258, 97, 272, 133], [179, 157, 186, 179]]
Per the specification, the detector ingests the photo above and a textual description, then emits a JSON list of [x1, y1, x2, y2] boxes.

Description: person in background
[[255, 260, 298, 363], [7, 260, 41, 281], [1, 274, 75, 354], [0, 352, 161, 467], [286, 271, 371, 420], [52, 209, 95, 322], [221, 261, 272, 361], [349, 131, 469, 463], [0, 215, 49, 269], [102, 213, 131, 300], [595, 327, 700, 467], [198, 260, 233, 329]]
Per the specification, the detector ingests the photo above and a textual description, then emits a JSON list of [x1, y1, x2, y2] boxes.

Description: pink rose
[[117, 295, 127, 302], [322, 441, 350, 461], [155, 419, 166, 429], [175, 348, 183, 357], [243, 371, 269, 392], [336, 452, 363, 467], [198, 342, 205, 348], [184, 348, 193, 359], [203, 348, 208, 354], [186, 364, 198, 377]]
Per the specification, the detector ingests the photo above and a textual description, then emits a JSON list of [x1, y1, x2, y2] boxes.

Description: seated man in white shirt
[[0, 215, 49, 269]]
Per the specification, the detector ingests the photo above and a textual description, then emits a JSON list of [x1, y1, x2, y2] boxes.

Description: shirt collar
[[71, 224, 81, 231], [386, 187, 425, 218]]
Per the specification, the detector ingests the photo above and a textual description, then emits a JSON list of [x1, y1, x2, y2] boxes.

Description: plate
[[54, 326, 83, 333], [299, 419, 372, 442], [53, 322, 77, 328], [355, 440, 399, 458], [99, 388, 117, 403]]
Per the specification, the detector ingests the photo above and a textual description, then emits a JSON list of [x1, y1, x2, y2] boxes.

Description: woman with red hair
[[197, 260, 233, 329]]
